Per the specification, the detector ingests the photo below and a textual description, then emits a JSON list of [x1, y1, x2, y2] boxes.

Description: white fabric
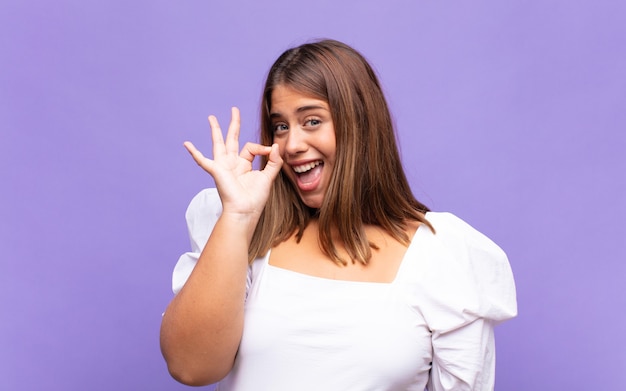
[[172, 188, 517, 390]]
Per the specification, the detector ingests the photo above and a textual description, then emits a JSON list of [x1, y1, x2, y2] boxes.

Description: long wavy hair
[[248, 39, 432, 265]]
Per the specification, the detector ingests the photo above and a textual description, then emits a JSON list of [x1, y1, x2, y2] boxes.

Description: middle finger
[[225, 107, 241, 155]]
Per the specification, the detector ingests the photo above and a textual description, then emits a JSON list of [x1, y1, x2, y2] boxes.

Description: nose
[[283, 127, 307, 156]]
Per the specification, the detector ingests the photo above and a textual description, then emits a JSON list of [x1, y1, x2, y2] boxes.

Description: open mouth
[[292, 160, 323, 174], [291, 160, 324, 189]]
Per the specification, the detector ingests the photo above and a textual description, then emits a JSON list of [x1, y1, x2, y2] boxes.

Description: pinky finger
[[183, 141, 214, 172]]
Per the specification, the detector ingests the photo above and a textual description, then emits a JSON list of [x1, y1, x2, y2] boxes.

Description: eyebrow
[[269, 104, 329, 119]]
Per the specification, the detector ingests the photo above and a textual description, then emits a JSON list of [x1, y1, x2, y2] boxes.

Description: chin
[[300, 194, 324, 210]]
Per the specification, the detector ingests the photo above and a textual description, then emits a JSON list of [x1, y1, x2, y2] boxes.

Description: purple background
[[1, 1, 624, 390]]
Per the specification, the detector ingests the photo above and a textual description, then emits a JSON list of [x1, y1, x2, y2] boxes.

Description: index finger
[[239, 142, 273, 162]]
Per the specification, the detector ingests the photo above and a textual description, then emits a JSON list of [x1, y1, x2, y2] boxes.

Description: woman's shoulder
[[421, 212, 504, 252], [405, 211, 517, 328], [417, 211, 511, 275]]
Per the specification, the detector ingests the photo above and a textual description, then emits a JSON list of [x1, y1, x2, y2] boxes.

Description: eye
[[273, 123, 289, 134], [304, 118, 321, 127]]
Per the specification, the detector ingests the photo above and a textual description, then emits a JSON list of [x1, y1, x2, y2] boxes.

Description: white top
[[172, 188, 517, 391]]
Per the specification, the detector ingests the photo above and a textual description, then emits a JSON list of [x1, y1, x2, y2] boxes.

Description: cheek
[[321, 126, 337, 157], [321, 136, 337, 159], [278, 156, 293, 176]]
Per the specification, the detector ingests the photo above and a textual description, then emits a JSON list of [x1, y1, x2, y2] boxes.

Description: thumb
[[262, 143, 283, 180]]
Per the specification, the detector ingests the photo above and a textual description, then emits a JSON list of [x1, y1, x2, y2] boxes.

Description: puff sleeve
[[406, 212, 517, 390], [171, 188, 222, 295]]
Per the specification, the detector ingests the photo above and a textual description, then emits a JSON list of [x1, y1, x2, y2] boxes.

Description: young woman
[[160, 39, 517, 390]]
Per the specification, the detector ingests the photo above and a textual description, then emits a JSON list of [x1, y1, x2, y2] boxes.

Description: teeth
[[293, 160, 322, 173]]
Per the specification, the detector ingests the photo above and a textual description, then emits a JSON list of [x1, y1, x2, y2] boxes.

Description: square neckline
[[263, 213, 430, 286]]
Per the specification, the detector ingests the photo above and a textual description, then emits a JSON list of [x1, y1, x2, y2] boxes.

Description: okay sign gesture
[[183, 107, 283, 219]]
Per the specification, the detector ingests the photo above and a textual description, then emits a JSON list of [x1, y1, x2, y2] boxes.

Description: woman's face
[[270, 84, 336, 209]]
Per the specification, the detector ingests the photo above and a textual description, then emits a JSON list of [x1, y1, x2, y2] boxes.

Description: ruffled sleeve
[[405, 212, 517, 390], [171, 188, 222, 294]]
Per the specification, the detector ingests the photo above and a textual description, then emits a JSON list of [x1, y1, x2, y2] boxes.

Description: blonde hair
[[249, 39, 432, 265]]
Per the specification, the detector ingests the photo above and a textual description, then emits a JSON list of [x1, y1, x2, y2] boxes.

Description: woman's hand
[[183, 107, 283, 218]]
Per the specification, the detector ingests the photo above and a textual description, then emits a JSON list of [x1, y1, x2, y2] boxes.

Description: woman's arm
[[160, 108, 282, 385], [160, 210, 255, 385], [428, 318, 496, 390]]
